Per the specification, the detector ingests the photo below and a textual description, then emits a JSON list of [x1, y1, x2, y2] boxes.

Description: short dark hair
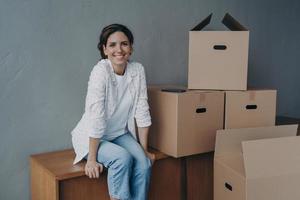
[[97, 24, 134, 59]]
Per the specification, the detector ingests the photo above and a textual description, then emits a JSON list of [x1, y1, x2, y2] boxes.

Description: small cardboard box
[[224, 89, 277, 129], [214, 125, 300, 200], [188, 13, 249, 90], [148, 85, 224, 157]]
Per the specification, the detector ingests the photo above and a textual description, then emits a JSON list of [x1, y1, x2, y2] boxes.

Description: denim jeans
[[91, 132, 152, 200]]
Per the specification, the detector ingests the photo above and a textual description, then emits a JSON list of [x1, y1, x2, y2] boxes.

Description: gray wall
[[0, 0, 299, 199]]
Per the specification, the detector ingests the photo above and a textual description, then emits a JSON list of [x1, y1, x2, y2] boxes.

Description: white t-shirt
[[102, 69, 133, 141]]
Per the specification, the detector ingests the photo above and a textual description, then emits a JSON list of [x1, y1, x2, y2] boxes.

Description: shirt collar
[[106, 59, 137, 85]]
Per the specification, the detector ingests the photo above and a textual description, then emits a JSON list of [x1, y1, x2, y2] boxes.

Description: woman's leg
[[112, 133, 152, 200], [96, 140, 134, 200]]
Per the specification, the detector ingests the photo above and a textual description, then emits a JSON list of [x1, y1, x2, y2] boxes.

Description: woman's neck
[[112, 63, 127, 76]]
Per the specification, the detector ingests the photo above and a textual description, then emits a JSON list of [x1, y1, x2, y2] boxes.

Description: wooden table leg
[[186, 152, 214, 200], [149, 157, 186, 200]]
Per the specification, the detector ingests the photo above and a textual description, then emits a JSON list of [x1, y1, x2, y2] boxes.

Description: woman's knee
[[136, 157, 152, 172], [112, 150, 133, 169]]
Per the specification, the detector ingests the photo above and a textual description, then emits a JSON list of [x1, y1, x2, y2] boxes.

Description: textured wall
[[0, 0, 299, 199]]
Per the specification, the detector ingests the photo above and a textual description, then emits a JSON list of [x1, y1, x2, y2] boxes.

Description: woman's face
[[103, 31, 132, 68]]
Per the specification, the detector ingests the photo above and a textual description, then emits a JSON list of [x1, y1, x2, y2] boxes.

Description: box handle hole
[[225, 182, 232, 191], [161, 88, 186, 93], [213, 45, 227, 50], [196, 108, 207, 113], [246, 105, 257, 110]]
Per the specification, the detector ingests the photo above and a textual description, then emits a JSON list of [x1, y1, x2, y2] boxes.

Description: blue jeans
[[93, 132, 152, 200]]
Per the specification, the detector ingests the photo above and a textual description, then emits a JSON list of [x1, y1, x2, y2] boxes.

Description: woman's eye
[[122, 42, 129, 46], [108, 43, 115, 47]]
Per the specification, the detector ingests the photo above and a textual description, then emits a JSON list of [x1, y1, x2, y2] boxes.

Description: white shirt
[[103, 70, 133, 140]]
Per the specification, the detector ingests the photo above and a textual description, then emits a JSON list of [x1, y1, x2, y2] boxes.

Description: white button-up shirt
[[71, 59, 152, 164]]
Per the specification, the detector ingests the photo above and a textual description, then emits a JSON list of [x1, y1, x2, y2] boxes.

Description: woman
[[71, 24, 154, 200]]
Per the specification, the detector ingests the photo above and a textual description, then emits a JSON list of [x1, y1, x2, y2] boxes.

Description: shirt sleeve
[[135, 65, 152, 128], [84, 65, 107, 138]]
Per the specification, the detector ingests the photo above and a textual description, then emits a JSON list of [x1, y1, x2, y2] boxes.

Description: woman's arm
[[84, 64, 107, 178], [138, 126, 155, 163], [135, 65, 154, 162], [134, 66, 152, 128]]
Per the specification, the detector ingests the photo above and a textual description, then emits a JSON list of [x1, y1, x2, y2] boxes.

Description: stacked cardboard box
[[148, 86, 224, 157], [148, 13, 299, 200], [149, 13, 277, 156], [188, 13, 249, 91], [224, 90, 277, 128]]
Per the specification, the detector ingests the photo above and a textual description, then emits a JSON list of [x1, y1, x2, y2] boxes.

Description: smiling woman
[[71, 24, 154, 200]]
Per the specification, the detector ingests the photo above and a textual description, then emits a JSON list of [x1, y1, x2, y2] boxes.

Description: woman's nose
[[115, 44, 122, 52]]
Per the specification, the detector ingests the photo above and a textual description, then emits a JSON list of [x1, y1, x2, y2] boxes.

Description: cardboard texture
[[224, 90, 277, 129], [214, 125, 300, 200], [148, 86, 224, 157], [188, 13, 249, 90]]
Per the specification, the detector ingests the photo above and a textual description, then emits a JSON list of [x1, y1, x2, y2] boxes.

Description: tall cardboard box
[[188, 13, 249, 90], [148, 86, 224, 157], [214, 125, 300, 200], [224, 89, 277, 128]]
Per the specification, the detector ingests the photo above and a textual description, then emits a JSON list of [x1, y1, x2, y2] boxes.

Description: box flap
[[222, 13, 248, 31], [243, 135, 300, 179], [215, 125, 298, 157], [191, 13, 212, 31]]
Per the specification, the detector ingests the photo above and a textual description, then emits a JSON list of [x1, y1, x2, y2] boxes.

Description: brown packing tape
[[248, 91, 256, 101], [199, 93, 206, 102], [194, 93, 207, 116]]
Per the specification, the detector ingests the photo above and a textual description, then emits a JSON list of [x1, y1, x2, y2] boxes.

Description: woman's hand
[[145, 151, 155, 165], [85, 160, 103, 178]]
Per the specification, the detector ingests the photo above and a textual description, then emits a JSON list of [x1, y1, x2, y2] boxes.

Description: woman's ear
[[103, 45, 107, 56], [130, 47, 133, 55]]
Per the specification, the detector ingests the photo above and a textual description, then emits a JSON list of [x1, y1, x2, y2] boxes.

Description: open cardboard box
[[214, 124, 300, 200], [188, 13, 249, 90]]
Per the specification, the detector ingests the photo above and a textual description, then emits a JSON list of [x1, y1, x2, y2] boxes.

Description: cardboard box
[[224, 89, 277, 129], [148, 86, 224, 157], [188, 13, 249, 90], [214, 125, 299, 200]]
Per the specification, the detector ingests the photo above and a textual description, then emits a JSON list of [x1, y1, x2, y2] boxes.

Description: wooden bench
[[30, 148, 186, 200]]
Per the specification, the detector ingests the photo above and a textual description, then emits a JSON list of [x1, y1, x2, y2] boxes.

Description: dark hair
[[97, 24, 134, 59]]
